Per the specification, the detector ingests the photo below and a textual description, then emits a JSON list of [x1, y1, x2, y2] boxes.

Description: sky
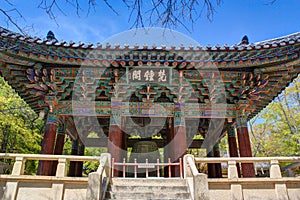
[[1, 0, 300, 47]]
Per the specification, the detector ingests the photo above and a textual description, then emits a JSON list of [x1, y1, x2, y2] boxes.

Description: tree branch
[[0, 8, 26, 34], [1, 0, 224, 34]]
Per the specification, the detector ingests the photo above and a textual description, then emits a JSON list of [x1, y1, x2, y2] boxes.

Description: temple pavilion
[[0, 27, 299, 178]]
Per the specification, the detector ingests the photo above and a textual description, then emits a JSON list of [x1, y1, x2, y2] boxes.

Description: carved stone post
[[3, 157, 26, 199], [38, 96, 59, 175], [228, 159, 243, 200], [236, 115, 255, 177], [108, 97, 123, 177]]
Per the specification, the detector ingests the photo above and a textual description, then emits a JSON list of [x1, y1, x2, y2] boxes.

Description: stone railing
[[183, 154, 209, 200], [0, 154, 299, 200], [193, 156, 300, 179], [0, 153, 102, 200], [86, 153, 111, 200], [187, 156, 300, 200]]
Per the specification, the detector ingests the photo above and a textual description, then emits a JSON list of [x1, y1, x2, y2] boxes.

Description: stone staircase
[[104, 178, 191, 200]]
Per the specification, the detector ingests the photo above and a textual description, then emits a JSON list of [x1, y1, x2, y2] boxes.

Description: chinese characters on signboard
[[128, 68, 170, 83]]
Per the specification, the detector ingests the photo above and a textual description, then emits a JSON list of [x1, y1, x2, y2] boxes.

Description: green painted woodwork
[[58, 101, 235, 118], [0, 28, 300, 121]]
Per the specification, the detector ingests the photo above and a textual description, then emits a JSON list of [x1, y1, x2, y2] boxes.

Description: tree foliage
[[249, 76, 300, 157], [83, 147, 107, 174], [0, 77, 44, 173]]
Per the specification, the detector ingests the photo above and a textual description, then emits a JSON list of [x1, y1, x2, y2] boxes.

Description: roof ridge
[[253, 32, 300, 45], [1, 26, 300, 50]]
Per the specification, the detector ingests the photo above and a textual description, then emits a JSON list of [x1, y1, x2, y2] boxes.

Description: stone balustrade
[[0, 153, 102, 200], [0, 153, 299, 200], [86, 153, 111, 200], [193, 156, 299, 177], [189, 156, 300, 200], [184, 155, 209, 200]]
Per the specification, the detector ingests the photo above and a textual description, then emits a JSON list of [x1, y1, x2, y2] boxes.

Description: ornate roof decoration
[[0, 27, 299, 68], [0, 26, 299, 122], [1, 27, 299, 50]]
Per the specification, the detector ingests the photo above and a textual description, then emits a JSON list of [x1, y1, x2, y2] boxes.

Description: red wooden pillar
[[207, 150, 216, 178], [173, 125, 187, 176], [51, 133, 65, 175], [173, 103, 187, 177], [37, 100, 59, 175], [68, 138, 78, 177], [173, 127, 187, 160], [164, 117, 174, 177], [109, 98, 123, 177], [53, 133, 65, 156], [213, 144, 223, 178], [38, 123, 58, 175], [207, 143, 222, 178], [227, 123, 241, 177], [51, 119, 66, 175], [75, 141, 85, 177], [121, 131, 127, 162], [108, 125, 123, 177], [236, 117, 255, 177]]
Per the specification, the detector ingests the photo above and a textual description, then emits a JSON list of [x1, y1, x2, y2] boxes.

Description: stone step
[[111, 178, 187, 186], [105, 191, 191, 199], [105, 178, 191, 200], [108, 185, 189, 193], [105, 198, 190, 200]]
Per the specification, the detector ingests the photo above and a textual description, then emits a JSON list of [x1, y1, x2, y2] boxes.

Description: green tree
[[82, 147, 107, 175], [249, 76, 300, 157], [0, 77, 44, 174]]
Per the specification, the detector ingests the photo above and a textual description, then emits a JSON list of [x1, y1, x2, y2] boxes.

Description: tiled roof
[[0, 26, 299, 122], [1, 26, 300, 51]]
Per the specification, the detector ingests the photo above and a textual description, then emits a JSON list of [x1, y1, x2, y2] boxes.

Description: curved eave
[[1, 27, 300, 119], [1, 28, 300, 69], [248, 62, 300, 119]]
